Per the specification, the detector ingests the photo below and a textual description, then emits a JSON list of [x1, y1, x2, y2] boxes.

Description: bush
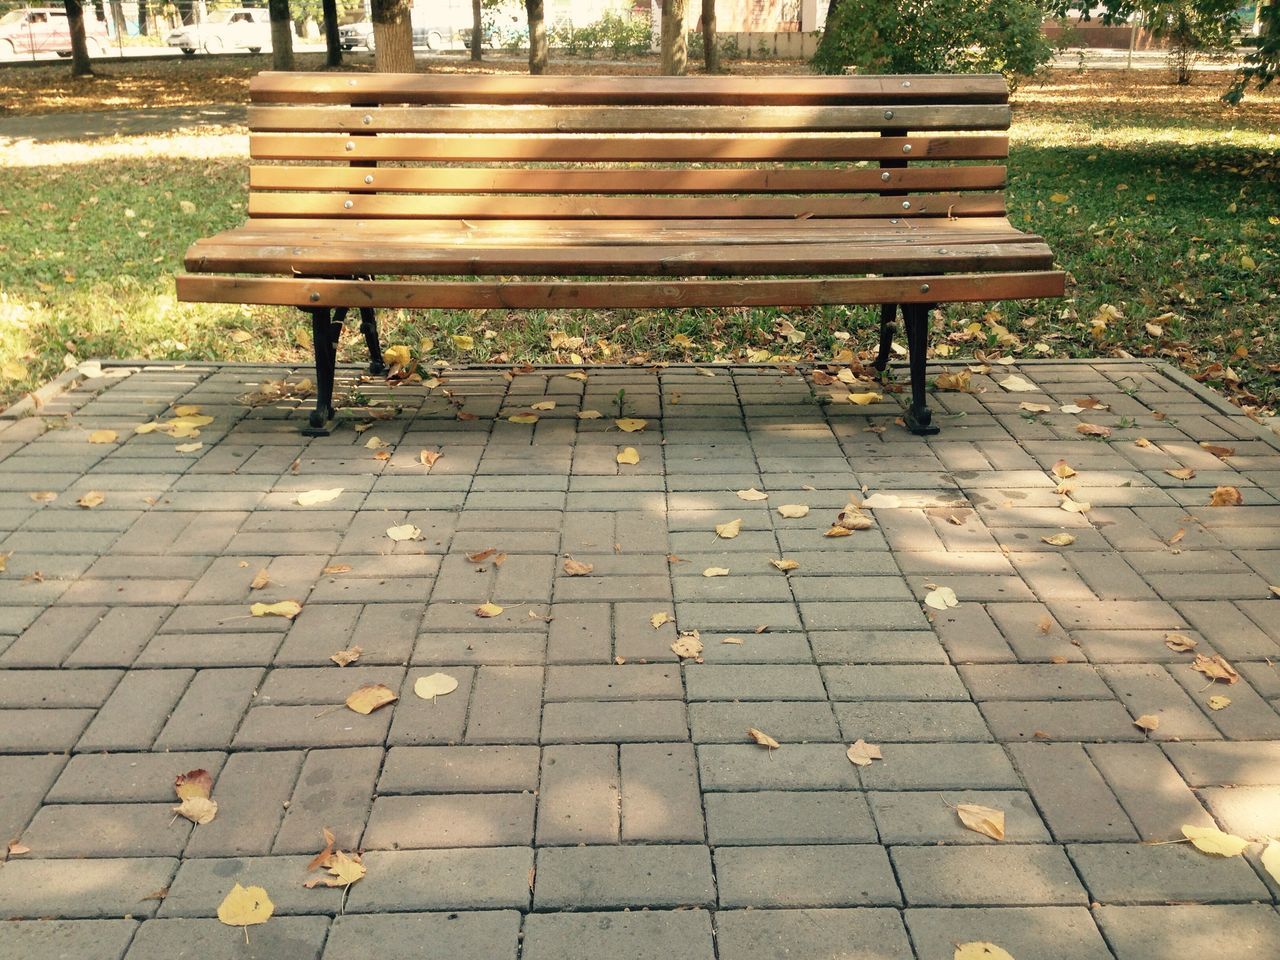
[[813, 0, 1053, 88], [550, 11, 651, 58], [1144, 0, 1240, 84]]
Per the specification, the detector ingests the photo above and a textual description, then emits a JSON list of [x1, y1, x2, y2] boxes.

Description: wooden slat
[[246, 193, 1005, 221], [177, 271, 1066, 310], [184, 239, 1055, 277], [248, 103, 1011, 135], [249, 72, 1010, 107], [248, 165, 1008, 195], [249, 133, 1009, 163]]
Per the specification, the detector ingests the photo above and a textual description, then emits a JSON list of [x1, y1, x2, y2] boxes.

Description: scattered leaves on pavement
[[1192, 653, 1240, 684]]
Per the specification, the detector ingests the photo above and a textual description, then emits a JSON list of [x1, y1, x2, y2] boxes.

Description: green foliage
[[813, 0, 1053, 87], [550, 11, 650, 57], [1145, 0, 1240, 82], [1225, 0, 1278, 103]]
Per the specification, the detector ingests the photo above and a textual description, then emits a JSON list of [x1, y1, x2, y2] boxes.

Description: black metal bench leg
[[302, 307, 344, 437], [359, 307, 387, 375], [903, 302, 940, 436], [873, 302, 897, 372]]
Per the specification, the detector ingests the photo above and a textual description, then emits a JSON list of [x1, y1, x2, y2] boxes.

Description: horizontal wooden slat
[[177, 271, 1066, 310], [248, 165, 1008, 195], [249, 133, 1009, 163], [248, 103, 1011, 135], [184, 239, 1054, 277], [247, 193, 1005, 221], [249, 72, 1010, 107]]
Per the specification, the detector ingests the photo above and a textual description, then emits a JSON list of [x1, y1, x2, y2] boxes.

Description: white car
[[167, 8, 271, 55]]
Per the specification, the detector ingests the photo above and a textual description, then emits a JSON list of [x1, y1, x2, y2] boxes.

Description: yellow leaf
[[475, 601, 504, 618], [1261, 842, 1280, 885], [650, 612, 672, 629], [452, 334, 475, 351], [824, 525, 852, 538], [1060, 497, 1091, 514], [418, 450, 442, 468], [173, 796, 218, 825], [296, 488, 343, 506], [169, 414, 214, 428], [1076, 423, 1112, 438], [748, 727, 780, 750], [77, 491, 105, 509], [217, 883, 274, 928], [954, 944, 1015, 960], [304, 849, 366, 889], [1049, 192, 1070, 203], [736, 488, 769, 501], [345, 683, 398, 715], [1241, 254, 1257, 271], [1019, 402, 1052, 413], [1182, 824, 1249, 857], [1207, 695, 1231, 711], [997, 375, 1037, 393], [578, 409, 603, 420], [1051, 459, 1077, 479], [563, 558, 594, 576], [1133, 714, 1159, 733], [174, 768, 213, 801], [1165, 633, 1197, 652], [250, 600, 302, 620], [1040, 533, 1076, 546], [249, 569, 271, 590], [672, 632, 704, 659], [508, 413, 539, 424], [383, 344, 411, 368], [330, 645, 362, 667], [413, 673, 459, 699], [1192, 653, 1239, 684], [364, 436, 389, 450], [87, 429, 117, 444], [934, 370, 972, 392], [924, 586, 959, 610], [1, 360, 28, 381], [846, 391, 882, 405], [29, 491, 56, 504], [956, 803, 1006, 840], [777, 504, 810, 519], [386, 524, 421, 542], [531, 400, 556, 411], [615, 418, 648, 433], [173, 405, 201, 417], [616, 447, 640, 465], [846, 739, 882, 766], [175, 442, 203, 454], [770, 559, 800, 572], [1165, 468, 1196, 481], [703, 567, 730, 578], [715, 519, 742, 539]]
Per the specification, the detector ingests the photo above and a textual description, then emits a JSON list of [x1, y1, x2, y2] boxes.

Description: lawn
[[0, 61, 1276, 415]]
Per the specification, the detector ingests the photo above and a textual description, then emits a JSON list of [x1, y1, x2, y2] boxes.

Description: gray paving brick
[[47, 752, 225, 803], [0, 919, 137, 960], [618, 742, 703, 843], [0, 605, 109, 667], [536, 743, 618, 845], [324, 912, 521, 960], [1166, 664, 1280, 740], [534, 845, 715, 910], [980, 699, 1145, 742], [234, 703, 390, 749], [1099, 663, 1223, 741], [1008, 743, 1136, 841], [159, 855, 344, 917], [707, 791, 876, 846], [715, 908, 912, 960], [857, 744, 1021, 791], [905, 907, 1113, 960], [0, 857, 177, 919], [345, 847, 533, 912], [523, 911, 715, 960], [63, 607, 172, 668], [892, 845, 1088, 906], [465, 666, 542, 743], [184, 751, 303, 858], [363, 794, 534, 849], [0, 754, 66, 847], [822, 664, 969, 701], [869, 790, 1050, 845], [685, 664, 826, 701], [154, 668, 262, 751], [833, 701, 992, 742], [689, 701, 840, 743], [125, 916, 328, 960], [387, 668, 473, 746], [544, 664, 681, 701], [542, 699, 688, 743], [1095, 905, 1280, 960], [0, 668, 121, 707], [1085, 742, 1215, 840], [698, 743, 858, 791], [715, 844, 900, 908], [0, 707, 94, 753], [378, 745, 540, 794], [545, 602, 612, 663], [1199, 784, 1280, 837], [959, 663, 1113, 701], [20, 803, 192, 858], [75, 668, 193, 752], [274, 747, 382, 855], [1069, 842, 1271, 905], [1162, 741, 1280, 786]]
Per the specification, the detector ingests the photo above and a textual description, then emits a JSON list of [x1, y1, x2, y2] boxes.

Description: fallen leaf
[[1200, 443, 1235, 460], [1076, 423, 1112, 438], [217, 883, 274, 929], [77, 491, 104, 509], [934, 370, 972, 392], [1075, 396, 1109, 411], [1134, 714, 1160, 732], [846, 739, 883, 766], [1168, 528, 1187, 545], [175, 442, 203, 453], [671, 632, 704, 659], [322, 564, 352, 575], [1019, 402, 1052, 413], [615, 418, 647, 433], [304, 849, 366, 889], [1261, 842, 1280, 885], [1134, 437, 1153, 448], [770, 559, 800, 572], [508, 413, 539, 424], [616, 447, 640, 465], [736, 488, 769, 501], [29, 491, 57, 503], [1060, 497, 1091, 514], [296, 488, 343, 506], [531, 400, 556, 411], [954, 944, 1015, 960], [1208, 486, 1243, 507], [173, 796, 218, 825], [703, 567, 730, 578], [846, 391, 883, 405], [1192, 653, 1239, 684], [577, 409, 602, 420], [451, 334, 474, 351], [956, 803, 1006, 840], [364, 436, 389, 450], [307, 827, 337, 872], [174, 769, 213, 801], [1165, 633, 1198, 652], [1165, 468, 1196, 480], [418, 450, 442, 468], [330, 645, 362, 667], [563, 559, 594, 576], [997, 374, 1038, 392], [467, 548, 497, 563], [1059, 404, 1085, 415], [715, 518, 742, 539], [249, 569, 271, 590], [6, 840, 30, 857], [1041, 533, 1076, 546], [1182, 824, 1249, 857], [386, 524, 421, 542], [345, 683, 397, 714], [250, 600, 301, 620], [721, 637, 743, 645], [475, 601, 504, 618], [860, 494, 900, 510], [924, 586, 959, 610], [1207, 695, 1231, 710], [777, 504, 810, 519], [87, 429, 118, 444], [748, 727, 780, 750], [824, 526, 852, 538], [414, 673, 459, 699], [1051, 460, 1077, 479], [650, 612, 672, 629]]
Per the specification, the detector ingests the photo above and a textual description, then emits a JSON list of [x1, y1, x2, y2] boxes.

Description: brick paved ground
[[0, 359, 1278, 959]]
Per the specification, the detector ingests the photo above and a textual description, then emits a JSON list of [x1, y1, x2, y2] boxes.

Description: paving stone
[[1199, 785, 1280, 837], [1094, 905, 1280, 960], [159, 855, 344, 917], [20, 803, 192, 858], [125, 917, 328, 960], [154, 668, 263, 751], [619, 742, 704, 843], [465, 665, 542, 743], [386, 668, 474, 746], [378, 745, 541, 794], [715, 908, 913, 960], [869, 790, 1050, 844], [274, 747, 383, 855], [892, 845, 1088, 906], [545, 602, 612, 663], [857, 744, 1020, 791], [1085, 742, 1215, 840], [544, 664, 681, 701], [706, 791, 877, 846], [533, 845, 715, 910], [715, 844, 900, 908], [1098, 663, 1223, 741], [47, 752, 226, 803], [689, 701, 840, 743], [363, 794, 535, 850], [1008, 743, 1136, 841], [685, 664, 826, 701], [0, 919, 137, 960], [234, 704, 391, 749], [522, 911, 715, 960], [698, 743, 858, 791], [75, 668, 193, 752], [0, 668, 121, 707], [822, 664, 969, 701], [905, 907, 1113, 960], [536, 743, 619, 845], [980, 699, 1145, 742], [958, 663, 1113, 701], [0, 605, 110, 667], [184, 751, 303, 859], [1166, 664, 1280, 740], [1068, 842, 1271, 904], [0, 857, 177, 919], [0, 707, 94, 753], [1163, 741, 1280, 786], [541, 699, 688, 743], [324, 911, 521, 960], [0, 755, 66, 846], [833, 701, 992, 742]]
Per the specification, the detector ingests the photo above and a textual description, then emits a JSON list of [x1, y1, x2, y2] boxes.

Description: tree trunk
[[63, 0, 94, 76], [371, 0, 415, 72], [701, 0, 717, 72], [137, 0, 148, 35], [660, 0, 686, 75], [470, 0, 483, 61], [322, 0, 341, 66], [108, 0, 126, 38], [525, 0, 547, 74], [268, 0, 295, 69]]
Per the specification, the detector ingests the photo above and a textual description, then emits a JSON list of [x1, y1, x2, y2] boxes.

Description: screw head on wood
[[902, 144, 912, 154], [344, 141, 355, 151], [902, 201, 911, 209], [362, 115, 372, 125], [880, 171, 892, 182], [343, 200, 354, 209], [364, 175, 374, 184], [902, 80, 912, 88], [310, 292, 320, 302], [919, 283, 930, 293], [889, 219, 899, 224], [883, 110, 894, 120]]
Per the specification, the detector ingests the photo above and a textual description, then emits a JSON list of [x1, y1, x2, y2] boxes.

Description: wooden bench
[[177, 72, 1064, 436]]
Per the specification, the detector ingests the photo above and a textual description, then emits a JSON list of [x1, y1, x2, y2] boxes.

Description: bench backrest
[[245, 72, 1012, 226]]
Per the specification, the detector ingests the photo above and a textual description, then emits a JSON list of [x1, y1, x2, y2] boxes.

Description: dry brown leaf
[[76, 491, 105, 509], [1192, 653, 1239, 684], [467, 548, 497, 563], [846, 739, 882, 766], [1168, 528, 1187, 545], [1133, 714, 1160, 732], [1041, 533, 1076, 546], [934, 370, 972, 392], [249, 569, 271, 591], [29, 491, 57, 503], [1200, 443, 1235, 460], [1182, 824, 1249, 857], [616, 447, 640, 465], [304, 849, 366, 889], [715, 518, 742, 539], [824, 526, 853, 538], [703, 567, 730, 578], [250, 600, 301, 620], [956, 803, 1006, 841], [418, 450, 442, 468], [721, 637, 744, 645], [1134, 437, 1153, 448], [1060, 497, 1091, 514], [997, 374, 1037, 392], [770, 559, 800, 572], [563, 558, 594, 577], [1019, 402, 1052, 413], [846, 391, 882, 405], [1207, 695, 1232, 711], [1075, 396, 1109, 410], [173, 796, 218, 825], [6, 840, 30, 857], [217, 883, 274, 929], [1165, 468, 1197, 481], [174, 442, 203, 454], [330, 645, 362, 667], [671, 631, 704, 660], [650, 612, 672, 629], [174, 769, 213, 801], [1051, 459, 1077, 479], [364, 435, 389, 450], [1208, 486, 1243, 507], [736, 488, 769, 501], [1076, 423, 1112, 438], [1164, 633, 1198, 652], [323, 564, 352, 575], [508, 413, 539, 424], [777, 504, 810, 519], [345, 683, 398, 714], [747, 727, 780, 750], [475, 601, 504, 618]]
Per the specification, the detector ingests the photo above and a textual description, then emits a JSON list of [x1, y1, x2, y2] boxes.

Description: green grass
[[0, 70, 1277, 412]]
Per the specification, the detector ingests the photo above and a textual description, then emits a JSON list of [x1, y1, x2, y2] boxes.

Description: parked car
[[166, 8, 271, 56], [0, 6, 108, 58], [338, 19, 451, 51]]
